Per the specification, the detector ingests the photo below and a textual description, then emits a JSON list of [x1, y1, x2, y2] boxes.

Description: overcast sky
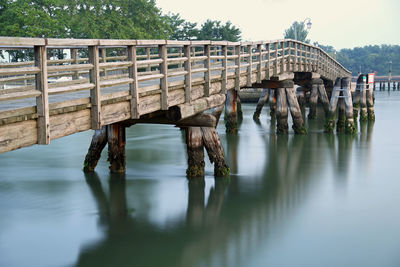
[[156, 0, 399, 49]]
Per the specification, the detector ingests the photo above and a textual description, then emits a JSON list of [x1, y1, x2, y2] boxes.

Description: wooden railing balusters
[[88, 45, 102, 130], [184, 44, 192, 102]]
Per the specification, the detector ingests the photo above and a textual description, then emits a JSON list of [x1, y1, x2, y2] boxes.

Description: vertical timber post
[[88, 45, 102, 130], [366, 81, 375, 121], [360, 75, 368, 121], [128, 45, 139, 119], [286, 82, 307, 134], [159, 44, 169, 110], [184, 44, 192, 103], [308, 82, 319, 119], [316, 79, 330, 119], [269, 89, 277, 119], [225, 89, 238, 134], [276, 85, 289, 134], [34, 45, 50, 145], [186, 127, 205, 177], [201, 127, 230, 176], [83, 126, 108, 172], [253, 89, 270, 119], [107, 123, 126, 173], [353, 75, 362, 120], [342, 77, 356, 134], [324, 78, 341, 133]]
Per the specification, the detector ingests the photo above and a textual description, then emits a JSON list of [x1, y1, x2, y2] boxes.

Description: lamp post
[[294, 18, 312, 41]]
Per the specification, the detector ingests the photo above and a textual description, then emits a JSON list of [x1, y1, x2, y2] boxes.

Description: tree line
[[0, 0, 241, 61]]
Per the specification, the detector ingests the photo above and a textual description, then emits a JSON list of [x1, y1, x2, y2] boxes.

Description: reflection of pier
[[76, 117, 373, 267]]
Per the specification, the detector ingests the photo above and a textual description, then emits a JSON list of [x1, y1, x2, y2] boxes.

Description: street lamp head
[[306, 21, 312, 30]]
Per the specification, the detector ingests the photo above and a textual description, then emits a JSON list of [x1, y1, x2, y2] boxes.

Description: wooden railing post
[[257, 44, 262, 83], [274, 42, 278, 76], [265, 43, 270, 79], [146, 47, 151, 72], [128, 45, 139, 118], [294, 42, 298, 72], [247, 44, 252, 87], [280, 41, 285, 73], [159, 44, 169, 110], [222, 45, 228, 94], [101, 48, 107, 76], [204, 44, 211, 97], [71, 48, 79, 79], [88, 45, 101, 129], [287, 41, 291, 71], [34, 45, 50, 145], [184, 44, 192, 102], [235, 45, 241, 91]]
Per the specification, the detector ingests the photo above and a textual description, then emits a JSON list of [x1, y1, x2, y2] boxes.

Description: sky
[[156, 0, 400, 50]]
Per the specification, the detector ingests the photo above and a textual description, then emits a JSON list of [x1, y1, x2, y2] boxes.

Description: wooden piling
[[186, 127, 205, 177], [225, 89, 238, 134], [342, 77, 356, 134], [107, 123, 126, 173], [269, 89, 277, 118], [366, 83, 375, 121], [201, 127, 230, 176], [324, 78, 341, 133], [83, 126, 108, 172], [360, 78, 368, 122], [253, 88, 270, 119], [336, 98, 346, 133], [308, 83, 318, 119], [286, 87, 307, 134], [296, 88, 306, 109], [276, 86, 289, 134], [317, 81, 330, 119], [353, 76, 361, 120]]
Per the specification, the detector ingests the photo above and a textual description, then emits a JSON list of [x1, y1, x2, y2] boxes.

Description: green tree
[[165, 13, 198, 40], [198, 20, 241, 41], [284, 21, 310, 43]]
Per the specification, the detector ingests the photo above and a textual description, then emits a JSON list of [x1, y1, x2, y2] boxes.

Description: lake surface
[[1, 91, 400, 267]]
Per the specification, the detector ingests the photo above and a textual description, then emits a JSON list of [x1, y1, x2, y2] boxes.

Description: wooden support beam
[[253, 88, 270, 119], [276, 87, 289, 134], [159, 44, 169, 110], [341, 77, 356, 134], [201, 127, 229, 176], [204, 44, 211, 96], [225, 89, 238, 134], [127, 45, 140, 119], [83, 126, 107, 172], [308, 82, 319, 119], [107, 123, 126, 173], [286, 86, 306, 134], [186, 127, 205, 177], [88, 45, 102, 129], [34, 45, 50, 145], [184, 45, 192, 102]]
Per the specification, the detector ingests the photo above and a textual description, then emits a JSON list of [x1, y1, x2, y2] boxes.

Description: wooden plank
[[0, 67, 40, 76], [0, 37, 45, 46], [159, 44, 169, 110], [204, 44, 211, 96], [47, 63, 93, 73], [0, 90, 40, 101], [100, 78, 133, 88], [184, 45, 192, 103], [127, 45, 140, 119], [99, 61, 132, 69], [88, 46, 101, 130], [50, 109, 91, 140], [0, 120, 38, 154], [46, 38, 99, 46], [34, 45, 50, 145], [48, 83, 95, 95], [137, 73, 164, 82]]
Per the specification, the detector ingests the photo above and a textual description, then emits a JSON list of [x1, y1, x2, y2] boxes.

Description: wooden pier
[[0, 37, 355, 176]]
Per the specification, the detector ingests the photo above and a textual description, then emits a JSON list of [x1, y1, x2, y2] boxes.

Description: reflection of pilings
[[187, 179, 205, 227]]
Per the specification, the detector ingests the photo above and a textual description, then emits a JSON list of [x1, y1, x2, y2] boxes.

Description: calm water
[[1, 91, 400, 267]]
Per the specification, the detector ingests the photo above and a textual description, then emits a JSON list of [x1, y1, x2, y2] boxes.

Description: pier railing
[[0, 37, 351, 153]]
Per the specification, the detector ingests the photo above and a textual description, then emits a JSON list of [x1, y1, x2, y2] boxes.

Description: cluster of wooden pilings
[[374, 81, 400, 91]]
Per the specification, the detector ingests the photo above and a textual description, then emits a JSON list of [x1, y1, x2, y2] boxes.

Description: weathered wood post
[[296, 87, 306, 109], [336, 98, 346, 133], [185, 127, 205, 177], [253, 88, 270, 119], [286, 84, 307, 134], [324, 78, 341, 133], [342, 77, 356, 134], [359, 76, 368, 122], [201, 127, 230, 176], [83, 126, 108, 172], [317, 80, 330, 119], [225, 89, 238, 134], [308, 82, 319, 119], [269, 89, 277, 119], [353, 75, 362, 120], [107, 123, 126, 173], [366, 82, 375, 121], [276, 84, 289, 134]]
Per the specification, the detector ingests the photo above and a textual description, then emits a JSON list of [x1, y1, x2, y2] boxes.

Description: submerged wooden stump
[[83, 126, 107, 172], [107, 123, 126, 173]]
